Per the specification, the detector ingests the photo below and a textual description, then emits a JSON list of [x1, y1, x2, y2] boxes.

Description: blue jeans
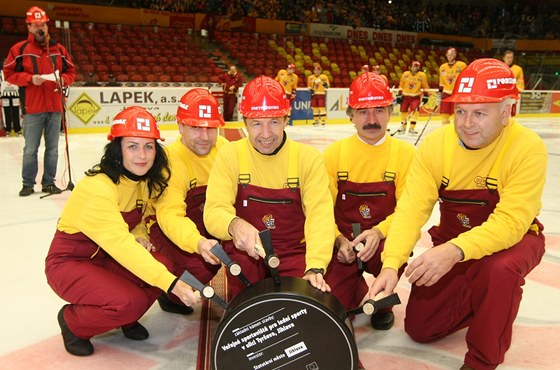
[[22, 112, 61, 187]]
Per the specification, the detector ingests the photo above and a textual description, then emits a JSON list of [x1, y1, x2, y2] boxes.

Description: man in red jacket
[[3, 6, 75, 196]]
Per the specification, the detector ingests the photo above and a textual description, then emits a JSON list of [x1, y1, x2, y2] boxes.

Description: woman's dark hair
[[85, 137, 170, 200]]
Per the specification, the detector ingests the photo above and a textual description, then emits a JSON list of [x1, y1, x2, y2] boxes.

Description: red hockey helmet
[[26, 6, 49, 24], [444, 58, 519, 103], [177, 88, 224, 128], [348, 72, 393, 109], [239, 76, 290, 118], [108, 106, 164, 141], [287, 63, 296, 70]]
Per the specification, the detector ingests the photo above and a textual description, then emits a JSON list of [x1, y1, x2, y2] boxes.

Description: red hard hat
[[444, 58, 519, 103], [177, 88, 224, 128], [108, 106, 164, 141], [26, 6, 49, 23], [239, 76, 290, 118], [348, 72, 393, 109]]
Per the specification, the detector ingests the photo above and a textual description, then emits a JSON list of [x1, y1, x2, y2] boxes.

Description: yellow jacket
[[323, 134, 415, 237], [204, 137, 335, 271], [57, 174, 176, 291], [382, 121, 547, 270], [151, 135, 228, 253]]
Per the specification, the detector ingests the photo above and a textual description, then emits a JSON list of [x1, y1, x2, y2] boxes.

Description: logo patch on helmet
[[252, 103, 280, 112], [136, 117, 151, 132], [262, 214, 276, 229], [199, 105, 211, 118], [486, 77, 516, 90], [359, 204, 372, 219], [458, 77, 475, 93]]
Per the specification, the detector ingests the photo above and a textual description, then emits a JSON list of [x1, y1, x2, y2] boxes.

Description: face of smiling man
[[245, 116, 288, 154], [453, 101, 510, 149]]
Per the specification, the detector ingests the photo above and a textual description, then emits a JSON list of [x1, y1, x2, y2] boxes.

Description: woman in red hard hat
[[45, 107, 201, 356]]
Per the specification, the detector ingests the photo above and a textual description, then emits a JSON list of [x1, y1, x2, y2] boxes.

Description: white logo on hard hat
[[199, 105, 211, 118], [486, 77, 516, 90], [34, 12, 42, 19], [253, 104, 280, 111], [458, 77, 475, 93], [136, 117, 151, 131]]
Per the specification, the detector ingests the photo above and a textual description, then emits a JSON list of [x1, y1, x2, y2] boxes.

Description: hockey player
[[438, 48, 467, 125], [396, 61, 429, 134]]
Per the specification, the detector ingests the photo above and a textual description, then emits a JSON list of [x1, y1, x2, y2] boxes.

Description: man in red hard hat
[[370, 59, 547, 370], [141, 88, 227, 314], [323, 72, 416, 330], [4, 6, 75, 197], [204, 76, 335, 298]]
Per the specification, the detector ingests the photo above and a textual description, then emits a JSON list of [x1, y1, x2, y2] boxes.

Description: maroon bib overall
[[46, 206, 172, 338], [405, 128, 545, 369], [327, 178, 396, 309], [223, 181, 306, 297], [150, 183, 220, 285]]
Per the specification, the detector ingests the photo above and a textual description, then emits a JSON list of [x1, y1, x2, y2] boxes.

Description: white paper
[[40, 70, 60, 82]]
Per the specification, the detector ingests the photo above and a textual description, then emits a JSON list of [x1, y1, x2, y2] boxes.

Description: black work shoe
[[370, 310, 395, 330], [157, 293, 194, 315], [42, 184, 62, 194], [57, 305, 94, 356], [122, 322, 149, 340], [19, 185, 34, 197]]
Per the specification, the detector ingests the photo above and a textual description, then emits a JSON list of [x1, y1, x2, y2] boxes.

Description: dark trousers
[[223, 93, 237, 121], [2, 97, 21, 132]]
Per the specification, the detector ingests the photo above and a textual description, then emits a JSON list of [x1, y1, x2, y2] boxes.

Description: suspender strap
[[135, 184, 146, 213], [442, 126, 456, 188], [336, 139, 349, 182], [237, 140, 251, 186], [286, 141, 300, 189], [183, 155, 197, 190], [485, 122, 521, 190], [383, 138, 399, 182]]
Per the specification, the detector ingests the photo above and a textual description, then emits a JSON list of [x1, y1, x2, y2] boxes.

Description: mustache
[[363, 122, 382, 130]]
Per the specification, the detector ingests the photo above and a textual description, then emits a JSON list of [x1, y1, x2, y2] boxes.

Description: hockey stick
[[41, 32, 75, 199], [414, 104, 439, 146]]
